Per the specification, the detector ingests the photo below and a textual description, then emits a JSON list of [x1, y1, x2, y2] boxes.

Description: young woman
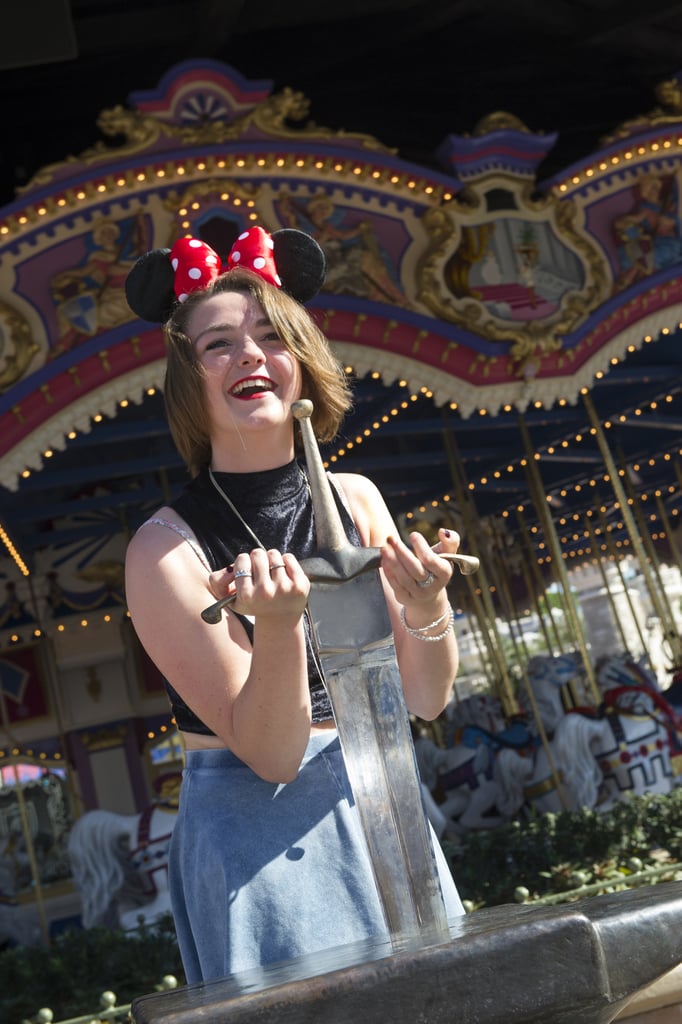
[[124, 227, 465, 984]]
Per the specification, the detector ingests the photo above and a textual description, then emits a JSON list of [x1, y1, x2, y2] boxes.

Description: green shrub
[[0, 914, 184, 1024], [449, 788, 682, 908]]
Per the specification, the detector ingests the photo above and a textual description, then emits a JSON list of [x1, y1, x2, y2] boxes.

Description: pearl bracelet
[[400, 604, 454, 642]]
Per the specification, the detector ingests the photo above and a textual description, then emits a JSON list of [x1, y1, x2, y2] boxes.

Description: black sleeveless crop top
[[164, 459, 363, 734]]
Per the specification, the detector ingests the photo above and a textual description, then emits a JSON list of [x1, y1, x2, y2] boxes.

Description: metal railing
[[21, 975, 178, 1024]]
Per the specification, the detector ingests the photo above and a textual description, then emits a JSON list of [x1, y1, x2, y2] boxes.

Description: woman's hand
[[380, 528, 459, 611], [208, 547, 310, 621]]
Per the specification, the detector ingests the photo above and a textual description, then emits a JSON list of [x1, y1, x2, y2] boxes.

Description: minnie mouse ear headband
[[124, 225, 326, 324]]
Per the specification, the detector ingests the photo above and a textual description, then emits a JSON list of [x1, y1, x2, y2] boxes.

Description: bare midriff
[[182, 717, 336, 751]]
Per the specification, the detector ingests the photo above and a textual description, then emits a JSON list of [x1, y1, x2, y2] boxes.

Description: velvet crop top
[[162, 459, 363, 735]]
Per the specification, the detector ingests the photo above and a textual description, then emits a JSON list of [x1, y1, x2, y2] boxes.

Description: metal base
[[132, 883, 682, 1024]]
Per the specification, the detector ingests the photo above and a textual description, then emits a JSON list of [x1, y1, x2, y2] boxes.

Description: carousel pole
[[441, 414, 519, 716], [487, 517, 536, 667], [493, 534, 571, 808], [518, 415, 601, 704], [464, 570, 516, 715], [616, 447, 679, 640], [27, 577, 83, 821], [654, 493, 682, 669], [0, 689, 50, 945], [467, 590, 495, 678], [519, 555, 557, 655], [583, 515, 631, 652], [462, 584, 500, 685], [483, 523, 531, 671], [515, 509, 565, 653], [655, 493, 682, 575], [583, 393, 673, 640], [595, 504, 652, 657], [467, 424, 569, 808]]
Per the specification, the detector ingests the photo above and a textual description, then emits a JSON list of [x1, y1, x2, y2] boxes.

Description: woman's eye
[[205, 337, 230, 351]]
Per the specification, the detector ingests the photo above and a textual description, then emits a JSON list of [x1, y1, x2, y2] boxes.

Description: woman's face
[[188, 289, 302, 447]]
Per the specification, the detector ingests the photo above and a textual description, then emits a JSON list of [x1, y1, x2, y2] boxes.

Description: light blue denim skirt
[[169, 731, 464, 983]]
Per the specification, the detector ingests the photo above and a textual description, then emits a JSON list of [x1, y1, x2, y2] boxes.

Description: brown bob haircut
[[163, 267, 352, 476]]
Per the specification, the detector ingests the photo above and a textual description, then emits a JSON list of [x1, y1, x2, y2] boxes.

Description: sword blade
[[293, 400, 451, 945]]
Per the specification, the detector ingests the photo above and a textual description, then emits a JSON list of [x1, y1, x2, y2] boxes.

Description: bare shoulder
[[128, 506, 194, 553], [125, 506, 207, 585]]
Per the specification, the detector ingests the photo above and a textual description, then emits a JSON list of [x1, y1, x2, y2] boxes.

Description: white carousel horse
[[551, 652, 681, 811], [446, 692, 510, 737], [419, 692, 538, 833], [68, 804, 178, 930], [492, 652, 586, 819], [597, 651, 682, 781]]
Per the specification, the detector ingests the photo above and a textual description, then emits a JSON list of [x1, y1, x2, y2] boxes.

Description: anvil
[[132, 884, 682, 1024]]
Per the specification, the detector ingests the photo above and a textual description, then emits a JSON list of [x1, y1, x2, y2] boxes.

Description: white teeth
[[231, 378, 273, 396]]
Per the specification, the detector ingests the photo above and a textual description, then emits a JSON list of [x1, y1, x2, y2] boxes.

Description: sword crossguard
[[200, 400, 480, 623]]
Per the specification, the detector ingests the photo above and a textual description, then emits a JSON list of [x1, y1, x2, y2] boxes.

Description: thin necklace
[[207, 462, 312, 549], [207, 462, 325, 684], [208, 466, 266, 550]]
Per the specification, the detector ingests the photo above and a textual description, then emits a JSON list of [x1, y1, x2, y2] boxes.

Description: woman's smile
[[229, 375, 277, 399]]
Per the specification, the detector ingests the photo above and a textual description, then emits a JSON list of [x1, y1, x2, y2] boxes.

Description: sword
[[294, 399, 463, 947], [201, 399, 479, 947]]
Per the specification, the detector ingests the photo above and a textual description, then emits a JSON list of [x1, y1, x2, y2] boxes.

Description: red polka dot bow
[[169, 226, 281, 302]]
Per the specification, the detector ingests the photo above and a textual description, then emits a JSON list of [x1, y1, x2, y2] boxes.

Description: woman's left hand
[[380, 527, 460, 607]]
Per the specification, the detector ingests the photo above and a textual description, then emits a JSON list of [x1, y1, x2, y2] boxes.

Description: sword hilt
[[292, 398, 384, 582], [292, 399, 350, 553], [200, 399, 479, 623]]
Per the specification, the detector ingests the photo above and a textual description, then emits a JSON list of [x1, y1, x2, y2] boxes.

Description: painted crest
[[417, 114, 610, 371]]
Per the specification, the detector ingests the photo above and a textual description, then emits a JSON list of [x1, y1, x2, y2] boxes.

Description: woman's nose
[[238, 338, 265, 364]]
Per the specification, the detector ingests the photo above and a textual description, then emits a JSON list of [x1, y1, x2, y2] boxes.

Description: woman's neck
[[209, 431, 295, 474]]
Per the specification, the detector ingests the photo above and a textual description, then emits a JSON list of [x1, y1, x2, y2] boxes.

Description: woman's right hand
[[208, 548, 309, 621]]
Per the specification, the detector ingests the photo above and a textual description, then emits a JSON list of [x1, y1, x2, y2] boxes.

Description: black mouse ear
[[272, 229, 326, 303], [125, 249, 177, 323]]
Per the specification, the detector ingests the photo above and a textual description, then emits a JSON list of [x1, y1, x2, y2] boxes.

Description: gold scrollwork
[[601, 76, 682, 144], [163, 177, 260, 219], [417, 186, 610, 367], [79, 724, 128, 752], [0, 300, 40, 393], [21, 86, 393, 195]]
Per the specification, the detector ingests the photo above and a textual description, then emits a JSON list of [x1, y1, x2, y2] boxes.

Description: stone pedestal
[[132, 884, 682, 1024]]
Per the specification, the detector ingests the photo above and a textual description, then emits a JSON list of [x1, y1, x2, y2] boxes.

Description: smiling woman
[[187, 289, 304, 468], [122, 225, 465, 984]]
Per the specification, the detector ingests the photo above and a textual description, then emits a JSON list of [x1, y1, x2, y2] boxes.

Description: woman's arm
[[125, 512, 312, 782], [334, 474, 459, 720]]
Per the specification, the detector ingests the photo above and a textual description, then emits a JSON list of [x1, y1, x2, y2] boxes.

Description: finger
[[384, 535, 445, 595], [280, 552, 311, 597], [247, 547, 275, 584], [408, 532, 453, 588], [233, 553, 256, 586], [207, 564, 235, 600], [430, 527, 461, 555], [266, 548, 289, 577]]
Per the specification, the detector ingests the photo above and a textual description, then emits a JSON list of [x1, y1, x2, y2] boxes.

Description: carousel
[[1, 57, 682, 948]]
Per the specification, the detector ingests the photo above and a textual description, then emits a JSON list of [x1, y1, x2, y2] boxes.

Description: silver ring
[[269, 563, 286, 571], [417, 570, 435, 588], [234, 569, 253, 579]]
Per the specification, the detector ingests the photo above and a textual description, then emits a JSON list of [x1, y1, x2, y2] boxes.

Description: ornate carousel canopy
[[1, 11, 682, 636]]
